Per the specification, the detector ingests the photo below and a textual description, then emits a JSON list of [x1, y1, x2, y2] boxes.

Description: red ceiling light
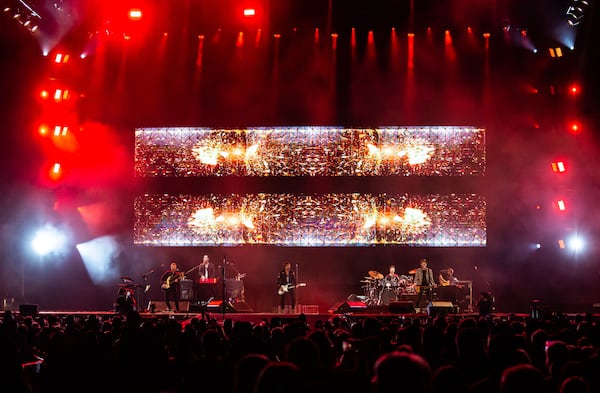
[[556, 200, 567, 211], [243, 8, 256, 17], [128, 8, 142, 20]]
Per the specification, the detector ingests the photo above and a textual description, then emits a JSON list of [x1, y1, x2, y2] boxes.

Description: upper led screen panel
[[135, 127, 485, 177]]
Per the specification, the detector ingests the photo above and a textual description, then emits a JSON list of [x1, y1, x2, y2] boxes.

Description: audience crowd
[[1, 309, 600, 393]]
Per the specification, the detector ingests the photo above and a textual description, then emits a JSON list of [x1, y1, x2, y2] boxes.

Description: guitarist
[[414, 259, 435, 312], [277, 261, 296, 313], [160, 262, 183, 312]]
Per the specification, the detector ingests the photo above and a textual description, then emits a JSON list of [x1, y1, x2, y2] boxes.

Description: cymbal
[[408, 269, 417, 275], [121, 276, 133, 282], [368, 270, 384, 280], [360, 280, 373, 283]]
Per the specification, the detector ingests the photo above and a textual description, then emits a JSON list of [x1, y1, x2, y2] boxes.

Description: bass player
[[161, 262, 183, 312]]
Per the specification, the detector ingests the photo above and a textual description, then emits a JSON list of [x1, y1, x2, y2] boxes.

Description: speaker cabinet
[[330, 301, 368, 314], [206, 300, 253, 313], [179, 279, 194, 301], [19, 304, 38, 316], [427, 301, 455, 317], [389, 301, 415, 314]]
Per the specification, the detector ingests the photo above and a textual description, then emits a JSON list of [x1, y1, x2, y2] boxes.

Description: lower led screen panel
[[134, 193, 486, 247]]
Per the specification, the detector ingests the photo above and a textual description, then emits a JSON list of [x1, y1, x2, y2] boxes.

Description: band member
[[161, 262, 182, 312], [477, 291, 495, 318], [116, 286, 136, 314], [414, 259, 435, 310], [439, 267, 459, 286], [380, 265, 400, 305], [277, 262, 296, 312], [199, 255, 216, 281], [384, 265, 400, 285], [197, 254, 217, 302]]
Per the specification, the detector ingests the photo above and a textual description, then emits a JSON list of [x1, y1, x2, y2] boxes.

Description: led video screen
[[134, 193, 486, 247], [135, 127, 485, 177]]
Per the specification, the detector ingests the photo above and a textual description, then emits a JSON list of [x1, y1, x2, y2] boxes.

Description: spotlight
[[568, 234, 584, 252], [31, 225, 68, 256], [243, 8, 256, 17]]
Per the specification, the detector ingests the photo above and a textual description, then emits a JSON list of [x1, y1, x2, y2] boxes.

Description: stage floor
[[25, 309, 515, 327]]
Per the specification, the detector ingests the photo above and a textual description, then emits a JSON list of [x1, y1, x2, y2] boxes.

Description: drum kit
[[360, 270, 417, 306]]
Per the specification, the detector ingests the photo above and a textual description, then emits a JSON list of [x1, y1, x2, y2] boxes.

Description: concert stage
[[16, 308, 514, 328]]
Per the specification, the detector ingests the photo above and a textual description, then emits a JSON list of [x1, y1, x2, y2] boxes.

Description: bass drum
[[379, 288, 397, 306]]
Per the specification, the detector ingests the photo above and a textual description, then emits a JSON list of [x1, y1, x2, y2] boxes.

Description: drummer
[[383, 265, 401, 287]]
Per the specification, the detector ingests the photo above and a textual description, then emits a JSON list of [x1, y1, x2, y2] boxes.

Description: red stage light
[[49, 162, 63, 180], [54, 126, 69, 136], [243, 8, 255, 17], [570, 123, 579, 133], [128, 8, 142, 20], [40, 90, 48, 99], [54, 53, 70, 63], [551, 161, 566, 173], [569, 84, 579, 95], [38, 124, 49, 136], [557, 200, 566, 211], [444, 30, 452, 45]]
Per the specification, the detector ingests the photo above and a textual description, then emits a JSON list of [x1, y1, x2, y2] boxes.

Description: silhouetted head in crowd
[[432, 365, 468, 393], [372, 351, 432, 393], [285, 337, 320, 370], [255, 361, 300, 393], [233, 353, 270, 393], [560, 376, 591, 393], [500, 364, 546, 393]]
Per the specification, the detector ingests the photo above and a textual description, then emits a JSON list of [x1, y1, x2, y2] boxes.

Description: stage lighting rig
[[2, 0, 41, 33], [566, 0, 590, 26]]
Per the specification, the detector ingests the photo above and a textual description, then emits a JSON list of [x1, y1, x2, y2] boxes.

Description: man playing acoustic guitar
[[161, 262, 183, 312]]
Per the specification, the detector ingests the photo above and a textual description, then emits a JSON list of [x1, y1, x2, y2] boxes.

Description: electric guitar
[[161, 266, 199, 290], [278, 283, 306, 295], [415, 284, 437, 293]]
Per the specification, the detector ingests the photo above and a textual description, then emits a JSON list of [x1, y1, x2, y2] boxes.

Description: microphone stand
[[295, 263, 299, 313], [141, 268, 155, 312], [221, 257, 227, 320]]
